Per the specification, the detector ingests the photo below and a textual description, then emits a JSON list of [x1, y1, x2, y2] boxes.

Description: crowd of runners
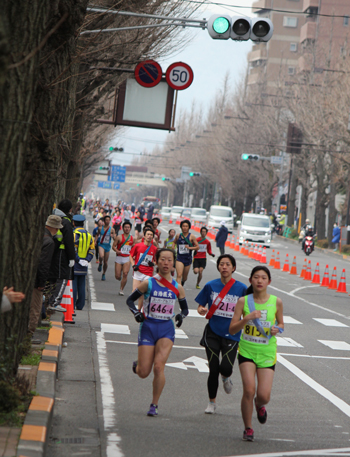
[[86, 198, 285, 442]]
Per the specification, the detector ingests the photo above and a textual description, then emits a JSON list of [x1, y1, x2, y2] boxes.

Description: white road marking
[[227, 447, 350, 457], [105, 340, 205, 351], [278, 353, 350, 360], [101, 323, 131, 335], [276, 337, 303, 348], [166, 356, 209, 372], [314, 318, 349, 327], [277, 354, 350, 418], [289, 284, 322, 294], [188, 309, 204, 318], [92, 302, 115, 311], [175, 329, 188, 339], [318, 340, 350, 351], [284, 316, 302, 324]]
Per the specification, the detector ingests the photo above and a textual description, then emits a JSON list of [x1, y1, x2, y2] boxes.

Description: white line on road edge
[[96, 331, 123, 457], [224, 446, 350, 457], [277, 354, 350, 418], [106, 340, 205, 351]]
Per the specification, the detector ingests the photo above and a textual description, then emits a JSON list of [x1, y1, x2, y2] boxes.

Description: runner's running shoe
[[255, 398, 267, 424], [196, 285, 201, 289], [101, 274, 106, 281], [132, 361, 138, 374], [204, 402, 216, 414], [222, 377, 233, 394], [147, 404, 158, 416], [98, 263, 102, 272], [119, 291, 124, 296], [96, 260, 99, 264], [243, 428, 254, 441]]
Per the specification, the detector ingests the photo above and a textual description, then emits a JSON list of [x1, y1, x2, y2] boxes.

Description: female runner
[[229, 266, 284, 442], [126, 248, 188, 417]]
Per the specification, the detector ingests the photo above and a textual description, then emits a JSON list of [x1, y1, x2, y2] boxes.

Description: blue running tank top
[[144, 277, 179, 322], [176, 233, 193, 262]]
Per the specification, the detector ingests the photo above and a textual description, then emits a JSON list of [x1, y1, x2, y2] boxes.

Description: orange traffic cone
[[256, 245, 262, 262], [62, 280, 75, 324], [230, 235, 235, 249], [337, 269, 347, 293], [234, 237, 240, 252], [304, 260, 312, 281], [290, 256, 297, 275], [311, 262, 321, 284], [273, 252, 281, 269], [300, 258, 307, 278], [248, 243, 254, 259], [328, 267, 338, 290], [320, 265, 330, 287], [169, 219, 173, 224], [282, 253, 290, 272], [240, 241, 245, 254], [260, 247, 267, 264], [243, 241, 248, 256], [269, 249, 275, 267], [253, 244, 258, 260], [225, 235, 232, 248]]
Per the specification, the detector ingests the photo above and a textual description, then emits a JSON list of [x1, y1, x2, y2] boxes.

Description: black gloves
[[133, 265, 140, 271], [175, 314, 183, 328], [134, 311, 144, 323], [148, 261, 155, 267]]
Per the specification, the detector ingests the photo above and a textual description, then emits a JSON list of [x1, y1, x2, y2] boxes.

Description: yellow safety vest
[[57, 216, 72, 250], [81, 199, 85, 215], [74, 228, 92, 259]]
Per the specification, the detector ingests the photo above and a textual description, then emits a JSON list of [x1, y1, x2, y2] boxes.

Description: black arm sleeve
[[126, 289, 143, 315], [178, 297, 189, 317]]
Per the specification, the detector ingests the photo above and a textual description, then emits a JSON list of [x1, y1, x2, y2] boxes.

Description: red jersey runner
[[194, 237, 213, 259], [130, 242, 157, 276], [117, 234, 134, 257]]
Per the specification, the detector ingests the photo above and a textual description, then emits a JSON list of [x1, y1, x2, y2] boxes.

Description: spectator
[[147, 203, 154, 220], [72, 215, 95, 310], [332, 222, 341, 252], [138, 202, 145, 221], [215, 221, 228, 256], [28, 215, 63, 343], [131, 202, 136, 215], [1, 287, 25, 313]]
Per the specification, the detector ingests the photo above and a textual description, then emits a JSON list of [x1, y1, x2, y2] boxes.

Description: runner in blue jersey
[[196, 254, 247, 414], [97, 215, 115, 281], [126, 248, 189, 417], [174, 219, 199, 286]]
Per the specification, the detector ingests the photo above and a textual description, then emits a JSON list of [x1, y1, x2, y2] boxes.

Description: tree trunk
[[287, 157, 298, 226]]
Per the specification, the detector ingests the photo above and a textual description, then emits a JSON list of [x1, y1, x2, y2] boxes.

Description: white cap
[[220, 220, 226, 226]]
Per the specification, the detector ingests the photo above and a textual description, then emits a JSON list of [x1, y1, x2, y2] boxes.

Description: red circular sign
[[134, 60, 163, 88], [166, 62, 194, 90]]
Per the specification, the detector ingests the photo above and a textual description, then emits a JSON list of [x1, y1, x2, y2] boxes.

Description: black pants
[[219, 247, 225, 255], [202, 324, 238, 399]]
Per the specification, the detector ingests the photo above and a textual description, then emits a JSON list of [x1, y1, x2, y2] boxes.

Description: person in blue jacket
[[332, 222, 341, 251], [72, 215, 95, 310], [215, 221, 229, 255]]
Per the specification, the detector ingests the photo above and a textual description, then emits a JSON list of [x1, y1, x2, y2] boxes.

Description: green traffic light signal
[[109, 147, 113, 152], [162, 177, 165, 181], [241, 154, 249, 160], [212, 17, 230, 34], [189, 172, 194, 176]]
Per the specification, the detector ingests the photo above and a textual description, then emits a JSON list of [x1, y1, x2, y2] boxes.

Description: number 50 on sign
[[166, 62, 194, 91]]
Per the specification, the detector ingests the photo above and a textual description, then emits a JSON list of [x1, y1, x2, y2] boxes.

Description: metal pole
[[81, 22, 204, 34]]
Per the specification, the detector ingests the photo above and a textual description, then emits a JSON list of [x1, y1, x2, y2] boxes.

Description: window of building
[[283, 16, 298, 28], [288, 67, 296, 75], [290, 43, 298, 52], [344, 16, 349, 27]]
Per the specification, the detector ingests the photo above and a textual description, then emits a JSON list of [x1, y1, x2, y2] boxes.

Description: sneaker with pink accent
[[255, 398, 267, 424], [243, 428, 254, 441]]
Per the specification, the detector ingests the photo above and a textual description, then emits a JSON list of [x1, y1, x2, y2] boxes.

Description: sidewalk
[[0, 427, 21, 457]]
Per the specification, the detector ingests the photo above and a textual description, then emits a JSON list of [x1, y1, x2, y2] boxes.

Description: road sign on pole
[[134, 60, 163, 88], [108, 165, 126, 182], [270, 156, 283, 164], [166, 62, 194, 90]]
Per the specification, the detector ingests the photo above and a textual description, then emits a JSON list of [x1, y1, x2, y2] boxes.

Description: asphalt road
[[87, 219, 350, 457]]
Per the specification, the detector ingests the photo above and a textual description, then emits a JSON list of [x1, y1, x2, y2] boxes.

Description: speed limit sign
[[166, 62, 194, 90]]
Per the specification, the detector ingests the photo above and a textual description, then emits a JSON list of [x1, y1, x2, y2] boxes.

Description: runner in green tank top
[[229, 266, 284, 442]]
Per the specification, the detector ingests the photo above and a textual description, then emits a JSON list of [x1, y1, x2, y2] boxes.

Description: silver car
[[170, 206, 184, 221], [160, 207, 171, 221], [190, 207, 208, 224]]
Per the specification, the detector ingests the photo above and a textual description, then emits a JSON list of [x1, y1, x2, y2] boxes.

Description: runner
[[193, 226, 215, 289], [93, 219, 103, 264], [112, 208, 122, 235], [163, 229, 176, 251], [152, 217, 161, 243], [126, 248, 188, 416], [97, 215, 115, 281], [174, 219, 199, 286], [229, 266, 284, 442], [129, 227, 158, 308], [196, 254, 247, 414], [134, 210, 143, 239], [112, 221, 134, 296]]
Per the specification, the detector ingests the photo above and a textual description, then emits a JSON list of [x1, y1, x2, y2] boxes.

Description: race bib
[[102, 234, 110, 244], [178, 244, 189, 255], [149, 297, 175, 320], [198, 244, 207, 252], [141, 254, 153, 266], [213, 301, 236, 318], [121, 245, 131, 254], [242, 320, 271, 345]]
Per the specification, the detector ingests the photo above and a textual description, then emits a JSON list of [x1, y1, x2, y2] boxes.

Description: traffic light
[[109, 147, 124, 152], [207, 15, 273, 42], [241, 154, 260, 161], [162, 177, 171, 181], [189, 172, 201, 177], [99, 166, 110, 170]]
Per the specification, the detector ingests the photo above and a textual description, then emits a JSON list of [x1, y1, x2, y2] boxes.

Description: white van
[[238, 213, 272, 247], [208, 205, 234, 232]]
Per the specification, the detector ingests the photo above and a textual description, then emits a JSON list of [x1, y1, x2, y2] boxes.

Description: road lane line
[[277, 354, 350, 418], [278, 353, 350, 360], [224, 447, 350, 457], [105, 340, 205, 351]]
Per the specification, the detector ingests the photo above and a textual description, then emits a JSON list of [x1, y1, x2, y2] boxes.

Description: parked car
[[238, 213, 272, 247], [190, 207, 208, 224], [207, 205, 234, 232], [181, 208, 192, 219], [160, 207, 172, 221], [170, 206, 184, 221]]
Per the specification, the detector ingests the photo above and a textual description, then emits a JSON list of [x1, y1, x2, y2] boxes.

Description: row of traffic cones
[[61, 280, 75, 324]]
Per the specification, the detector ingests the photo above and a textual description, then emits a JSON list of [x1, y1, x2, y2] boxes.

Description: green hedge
[[316, 239, 329, 249]]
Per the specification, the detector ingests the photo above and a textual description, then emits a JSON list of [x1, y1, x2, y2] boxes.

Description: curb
[[17, 312, 64, 457]]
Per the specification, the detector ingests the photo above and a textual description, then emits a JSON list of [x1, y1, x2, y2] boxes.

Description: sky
[[109, 0, 254, 166]]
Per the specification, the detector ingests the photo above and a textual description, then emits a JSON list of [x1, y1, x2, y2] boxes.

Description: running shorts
[[237, 353, 276, 370], [138, 319, 175, 346], [176, 256, 192, 267], [99, 243, 112, 253], [115, 256, 130, 265], [135, 224, 142, 232], [133, 270, 151, 282], [193, 258, 206, 270]]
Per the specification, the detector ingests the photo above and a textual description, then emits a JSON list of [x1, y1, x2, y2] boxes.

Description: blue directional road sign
[[108, 165, 126, 182], [97, 181, 121, 189]]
